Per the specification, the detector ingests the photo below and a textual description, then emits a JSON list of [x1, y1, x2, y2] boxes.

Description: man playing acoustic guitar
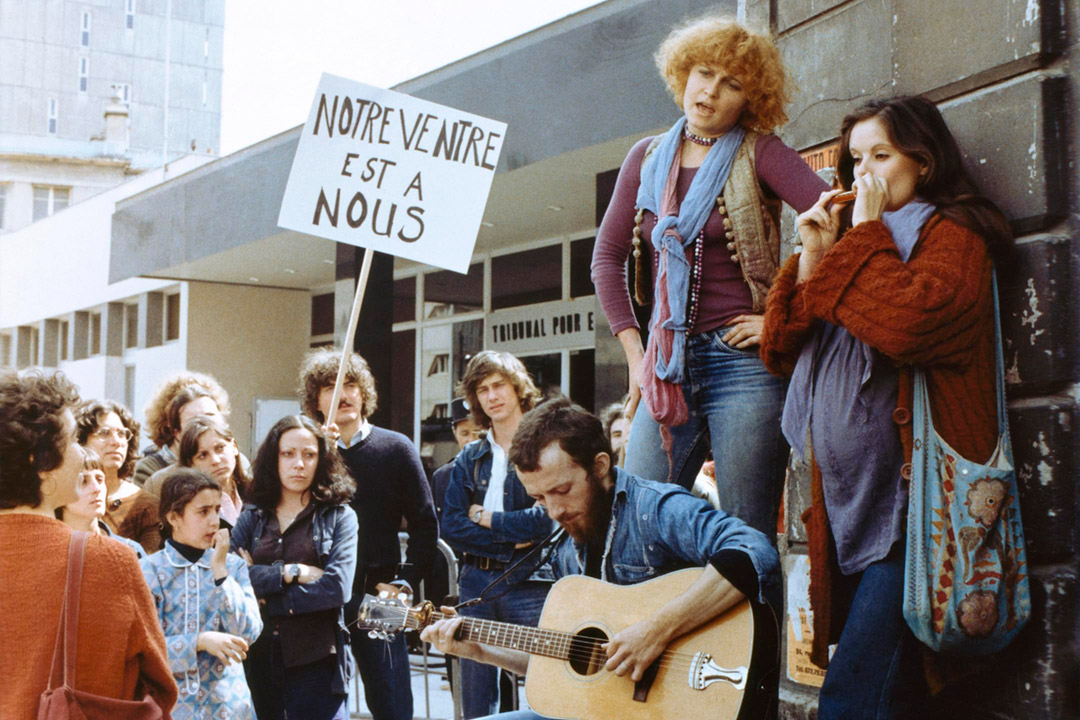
[[421, 397, 781, 720]]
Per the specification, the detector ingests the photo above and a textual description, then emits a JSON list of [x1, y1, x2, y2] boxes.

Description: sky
[[220, 0, 605, 155]]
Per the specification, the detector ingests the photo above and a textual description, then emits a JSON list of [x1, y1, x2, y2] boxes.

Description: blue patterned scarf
[[635, 118, 744, 424]]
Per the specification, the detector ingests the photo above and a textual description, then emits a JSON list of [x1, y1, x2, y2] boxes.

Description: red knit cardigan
[[760, 215, 1000, 667]]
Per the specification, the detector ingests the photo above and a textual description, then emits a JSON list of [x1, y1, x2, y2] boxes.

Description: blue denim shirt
[[550, 467, 780, 606], [441, 433, 556, 564], [230, 502, 357, 694]]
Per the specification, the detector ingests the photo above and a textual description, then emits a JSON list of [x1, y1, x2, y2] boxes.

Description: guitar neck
[[431, 612, 574, 660]]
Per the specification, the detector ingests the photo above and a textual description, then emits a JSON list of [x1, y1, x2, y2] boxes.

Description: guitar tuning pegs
[[379, 590, 390, 599], [368, 630, 379, 640]]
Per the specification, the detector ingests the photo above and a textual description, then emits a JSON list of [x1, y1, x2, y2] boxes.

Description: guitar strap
[[455, 527, 565, 610]]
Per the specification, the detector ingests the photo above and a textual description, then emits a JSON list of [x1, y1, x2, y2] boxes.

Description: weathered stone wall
[[741, 0, 1080, 717]]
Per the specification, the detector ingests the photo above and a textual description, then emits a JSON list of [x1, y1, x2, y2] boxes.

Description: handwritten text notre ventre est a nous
[[310, 93, 502, 244]]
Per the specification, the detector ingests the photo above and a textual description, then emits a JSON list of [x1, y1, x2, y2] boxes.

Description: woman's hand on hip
[[721, 314, 765, 349], [851, 174, 889, 226]]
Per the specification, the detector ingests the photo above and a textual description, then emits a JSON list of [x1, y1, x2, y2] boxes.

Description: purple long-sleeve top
[[592, 134, 829, 336]]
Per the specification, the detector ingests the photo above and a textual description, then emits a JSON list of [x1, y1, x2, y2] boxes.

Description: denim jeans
[[818, 543, 927, 719], [349, 624, 413, 720], [245, 633, 349, 720], [458, 562, 551, 719], [624, 327, 787, 537]]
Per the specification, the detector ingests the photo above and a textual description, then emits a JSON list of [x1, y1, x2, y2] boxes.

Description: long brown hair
[[178, 416, 251, 501], [836, 96, 1013, 266]]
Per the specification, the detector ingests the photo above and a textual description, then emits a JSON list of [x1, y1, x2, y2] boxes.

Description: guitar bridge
[[688, 652, 747, 691]]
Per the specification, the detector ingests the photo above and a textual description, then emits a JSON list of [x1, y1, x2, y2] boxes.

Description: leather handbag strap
[[46, 530, 89, 691]]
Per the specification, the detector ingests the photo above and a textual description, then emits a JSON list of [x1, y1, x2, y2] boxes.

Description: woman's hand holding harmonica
[[796, 189, 844, 282]]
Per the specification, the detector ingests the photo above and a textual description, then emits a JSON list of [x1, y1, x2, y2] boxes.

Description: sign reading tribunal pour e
[[277, 73, 507, 274], [487, 297, 596, 356]]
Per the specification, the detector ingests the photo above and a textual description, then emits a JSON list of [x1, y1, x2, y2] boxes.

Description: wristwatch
[[284, 563, 301, 584], [472, 509, 483, 523]]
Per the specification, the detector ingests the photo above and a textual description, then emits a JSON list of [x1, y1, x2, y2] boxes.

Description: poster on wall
[[278, 73, 507, 274], [785, 554, 827, 688]]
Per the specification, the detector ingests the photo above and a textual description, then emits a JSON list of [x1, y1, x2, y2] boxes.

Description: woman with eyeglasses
[[77, 399, 163, 553]]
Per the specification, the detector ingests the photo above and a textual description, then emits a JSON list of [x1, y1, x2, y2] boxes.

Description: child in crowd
[[140, 468, 262, 719]]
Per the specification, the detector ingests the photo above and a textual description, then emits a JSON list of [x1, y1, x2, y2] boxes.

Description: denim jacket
[[550, 467, 780, 606], [230, 502, 358, 694], [441, 433, 555, 563]]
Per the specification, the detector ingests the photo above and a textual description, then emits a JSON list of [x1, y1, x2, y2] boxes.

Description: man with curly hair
[[440, 350, 557, 718], [298, 347, 437, 720]]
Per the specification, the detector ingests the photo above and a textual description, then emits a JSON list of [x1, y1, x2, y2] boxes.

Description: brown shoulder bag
[[37, 530, 164, 720]]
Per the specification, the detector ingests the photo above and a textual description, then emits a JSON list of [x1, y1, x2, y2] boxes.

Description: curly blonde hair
[[655, 15, 791, 134], [144, 371, 231, 448]]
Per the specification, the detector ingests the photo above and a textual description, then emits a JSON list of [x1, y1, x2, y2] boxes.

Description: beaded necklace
[[683, 127, 719, 146]]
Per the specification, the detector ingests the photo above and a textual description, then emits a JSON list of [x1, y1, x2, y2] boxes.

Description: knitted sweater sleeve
[[800, 217, 992, 367], [760, 252, 816, 376]]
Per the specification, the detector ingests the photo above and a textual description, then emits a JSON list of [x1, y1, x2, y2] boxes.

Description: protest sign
[[278, 72, 507, 274]]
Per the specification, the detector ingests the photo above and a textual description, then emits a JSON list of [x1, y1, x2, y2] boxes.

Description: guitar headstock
[[357, 592, 435, 641]]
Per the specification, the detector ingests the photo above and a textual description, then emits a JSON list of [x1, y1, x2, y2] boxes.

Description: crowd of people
[[0, 10, 1014, 720]]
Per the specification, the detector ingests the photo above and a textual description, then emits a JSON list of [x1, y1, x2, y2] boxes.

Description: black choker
[[683, 127, 719, 146]]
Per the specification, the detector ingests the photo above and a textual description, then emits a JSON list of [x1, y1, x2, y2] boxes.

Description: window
[[32, 186, 71, 222], [80, 12, 90, 47], [30, 327, 40, 366], [124, 304, 138, 348], [47, 98, 57, 134], [0, 334, 10, 366], [79, 57, 89, 93], [89, 313, 101, 356], [59, 320, 69, 361], [0, 185, 6, 229], [204, 27, 209, 58], [491, 245, 562, 310], [166, 293, 180, 341], [570, 236, 597, 298], [116, 83, 131, 105], [393, 277, 415, 324], [202, 78, 207, 106], [125, 0, 135, 29], [310, 293, 334, 336], [427, 353, 449, 376], [423, 262, 483, 318]]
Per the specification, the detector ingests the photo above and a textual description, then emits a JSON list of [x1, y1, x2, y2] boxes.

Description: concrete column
[[72, 311, 89, 361], [139, 292, 164, 348], [103, 302, 124, 356], [40, 319, 59, 367], [14, 326, 32, 368]]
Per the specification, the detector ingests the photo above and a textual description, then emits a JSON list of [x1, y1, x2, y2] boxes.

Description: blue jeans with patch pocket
[[624, 326, 787, 539]]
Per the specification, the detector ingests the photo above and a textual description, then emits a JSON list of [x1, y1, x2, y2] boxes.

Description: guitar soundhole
[[567, 627, 609, 676]]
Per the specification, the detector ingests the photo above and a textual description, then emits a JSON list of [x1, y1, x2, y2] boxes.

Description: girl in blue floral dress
[[140, 468, 263, 719]]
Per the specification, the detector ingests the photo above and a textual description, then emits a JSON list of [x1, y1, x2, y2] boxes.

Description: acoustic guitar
[[358, 567, 778, 720]]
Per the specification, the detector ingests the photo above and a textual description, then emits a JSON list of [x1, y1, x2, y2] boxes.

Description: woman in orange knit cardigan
[[760, 96, 1012, 718], [0, 369, 177, 718]]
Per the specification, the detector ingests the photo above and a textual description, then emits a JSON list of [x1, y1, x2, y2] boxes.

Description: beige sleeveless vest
[[637, 130, 781, 313]]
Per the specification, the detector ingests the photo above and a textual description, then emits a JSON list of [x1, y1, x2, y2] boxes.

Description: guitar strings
[[414, 609, 719, 672]]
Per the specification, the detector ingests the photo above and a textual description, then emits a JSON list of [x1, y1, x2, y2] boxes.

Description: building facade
[[0, 0, 224, 233]]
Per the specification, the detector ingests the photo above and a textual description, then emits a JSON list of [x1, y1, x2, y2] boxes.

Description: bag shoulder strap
[[990, 271, 1011, 455], [914, 269, 1010, 455], [46, 530, 89, 691]]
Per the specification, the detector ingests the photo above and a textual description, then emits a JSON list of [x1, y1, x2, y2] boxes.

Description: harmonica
[[831, 189, 857, 204]]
